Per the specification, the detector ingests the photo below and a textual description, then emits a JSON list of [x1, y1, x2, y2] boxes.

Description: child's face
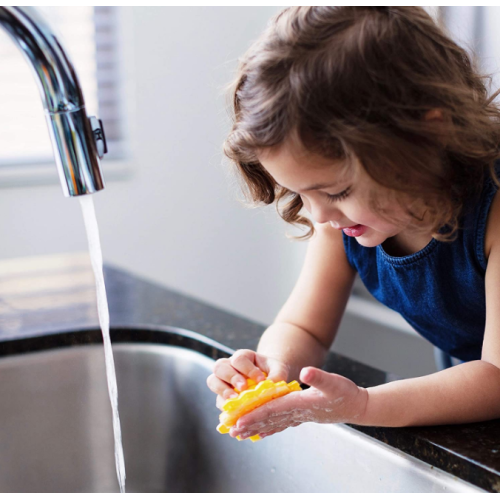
[[258, 143, 417, 247]]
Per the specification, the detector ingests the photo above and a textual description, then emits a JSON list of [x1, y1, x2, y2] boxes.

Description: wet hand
[[229, 367, 368, 439], [206, 349, 290, 410]]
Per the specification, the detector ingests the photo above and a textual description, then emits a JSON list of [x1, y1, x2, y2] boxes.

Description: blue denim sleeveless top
[[343, 163, 500, 361]]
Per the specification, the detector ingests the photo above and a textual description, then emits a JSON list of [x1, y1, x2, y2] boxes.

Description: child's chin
[[353, 231, 384, 248]]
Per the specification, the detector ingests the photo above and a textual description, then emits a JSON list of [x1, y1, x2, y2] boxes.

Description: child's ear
[[424, 108, 444, 122], [423, 108, 450, 147]]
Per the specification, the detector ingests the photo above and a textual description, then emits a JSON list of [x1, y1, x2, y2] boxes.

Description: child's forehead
[[258, 142, 356, 192], [259, 140, 354, 175]]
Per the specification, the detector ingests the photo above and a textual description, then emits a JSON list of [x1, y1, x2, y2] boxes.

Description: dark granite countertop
[[0, 253, 499, 492]]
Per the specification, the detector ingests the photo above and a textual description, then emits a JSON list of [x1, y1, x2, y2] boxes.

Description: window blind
[[0, 6, 123, 165]]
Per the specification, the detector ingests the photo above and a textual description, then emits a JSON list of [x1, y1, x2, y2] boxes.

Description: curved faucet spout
[[0, 6, 106, 197]]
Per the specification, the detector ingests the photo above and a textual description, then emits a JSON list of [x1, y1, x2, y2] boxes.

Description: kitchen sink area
[[0, 330, 483, 493], [0, 253, 499, 492]]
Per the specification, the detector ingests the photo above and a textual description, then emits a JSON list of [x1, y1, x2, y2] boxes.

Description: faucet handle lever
[[89, 116, 108, 159]]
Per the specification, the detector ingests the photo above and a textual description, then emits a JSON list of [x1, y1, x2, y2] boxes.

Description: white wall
[[0, 7, 309, 326]]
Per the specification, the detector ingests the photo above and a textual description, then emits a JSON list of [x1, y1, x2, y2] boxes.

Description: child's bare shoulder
[[485, 189, 500, 260]]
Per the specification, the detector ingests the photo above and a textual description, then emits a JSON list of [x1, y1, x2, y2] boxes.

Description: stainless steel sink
[[0, 330, 483, 493]]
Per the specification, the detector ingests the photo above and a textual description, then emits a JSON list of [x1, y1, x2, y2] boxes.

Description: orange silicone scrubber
[[216, 377, 302, 442]]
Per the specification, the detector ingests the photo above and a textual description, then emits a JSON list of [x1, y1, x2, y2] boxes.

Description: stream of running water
[[79, 195, 126, 493]]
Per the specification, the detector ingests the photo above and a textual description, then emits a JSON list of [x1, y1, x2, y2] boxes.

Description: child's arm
[[257, 222, 356, 380], [231, 360, 500, 439], [360, 360, 500, 427]]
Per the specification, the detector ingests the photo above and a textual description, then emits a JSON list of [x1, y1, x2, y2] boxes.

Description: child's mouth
[[342, 224, 367, 237]]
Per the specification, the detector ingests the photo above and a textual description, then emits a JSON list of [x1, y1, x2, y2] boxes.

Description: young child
[[206, 6, 500, 440]]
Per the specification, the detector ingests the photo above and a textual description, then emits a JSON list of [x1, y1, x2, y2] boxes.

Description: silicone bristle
[[216, 423, 230, 434], [236, 434, 262, 442]]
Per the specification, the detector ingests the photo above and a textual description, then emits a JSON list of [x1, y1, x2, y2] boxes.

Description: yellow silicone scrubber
[[216, 377, 302, 442]]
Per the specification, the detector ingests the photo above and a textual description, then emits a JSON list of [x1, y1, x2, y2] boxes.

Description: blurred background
[[0, 7, 496, 378]]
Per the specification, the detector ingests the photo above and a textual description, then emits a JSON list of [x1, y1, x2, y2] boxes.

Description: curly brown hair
[[223, 6, 500, 241]]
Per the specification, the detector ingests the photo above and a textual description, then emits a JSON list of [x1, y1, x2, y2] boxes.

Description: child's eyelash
[[326, 187, 351, 202]]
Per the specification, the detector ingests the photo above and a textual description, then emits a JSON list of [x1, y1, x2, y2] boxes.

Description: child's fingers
[[213, 357, 248, 391], [216, 395, 226, 410], [206, 373, 238, 399], [230, 350, 266, 383]]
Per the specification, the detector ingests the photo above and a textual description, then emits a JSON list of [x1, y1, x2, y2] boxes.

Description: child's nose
[[311, 202, 342, 225]]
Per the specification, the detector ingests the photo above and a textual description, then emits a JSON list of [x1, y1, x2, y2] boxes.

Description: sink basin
[[0, 327, 482, 493]]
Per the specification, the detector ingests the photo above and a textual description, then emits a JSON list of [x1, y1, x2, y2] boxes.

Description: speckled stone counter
[[0, 253, 499, 492]]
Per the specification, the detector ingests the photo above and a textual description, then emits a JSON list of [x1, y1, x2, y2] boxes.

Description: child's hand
[[228, 366, 368, 439], [206, 349, 290, 410]]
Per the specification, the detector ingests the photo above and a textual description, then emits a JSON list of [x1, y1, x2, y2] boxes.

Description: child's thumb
[[300, 366, 342, 393], [266, 362, 289, 383]]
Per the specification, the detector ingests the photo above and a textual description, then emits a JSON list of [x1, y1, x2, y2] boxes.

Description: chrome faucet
[[0, 6, 106, 197]]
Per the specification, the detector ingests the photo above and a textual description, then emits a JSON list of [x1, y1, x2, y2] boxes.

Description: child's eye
[[326, 187, 351, 202]]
